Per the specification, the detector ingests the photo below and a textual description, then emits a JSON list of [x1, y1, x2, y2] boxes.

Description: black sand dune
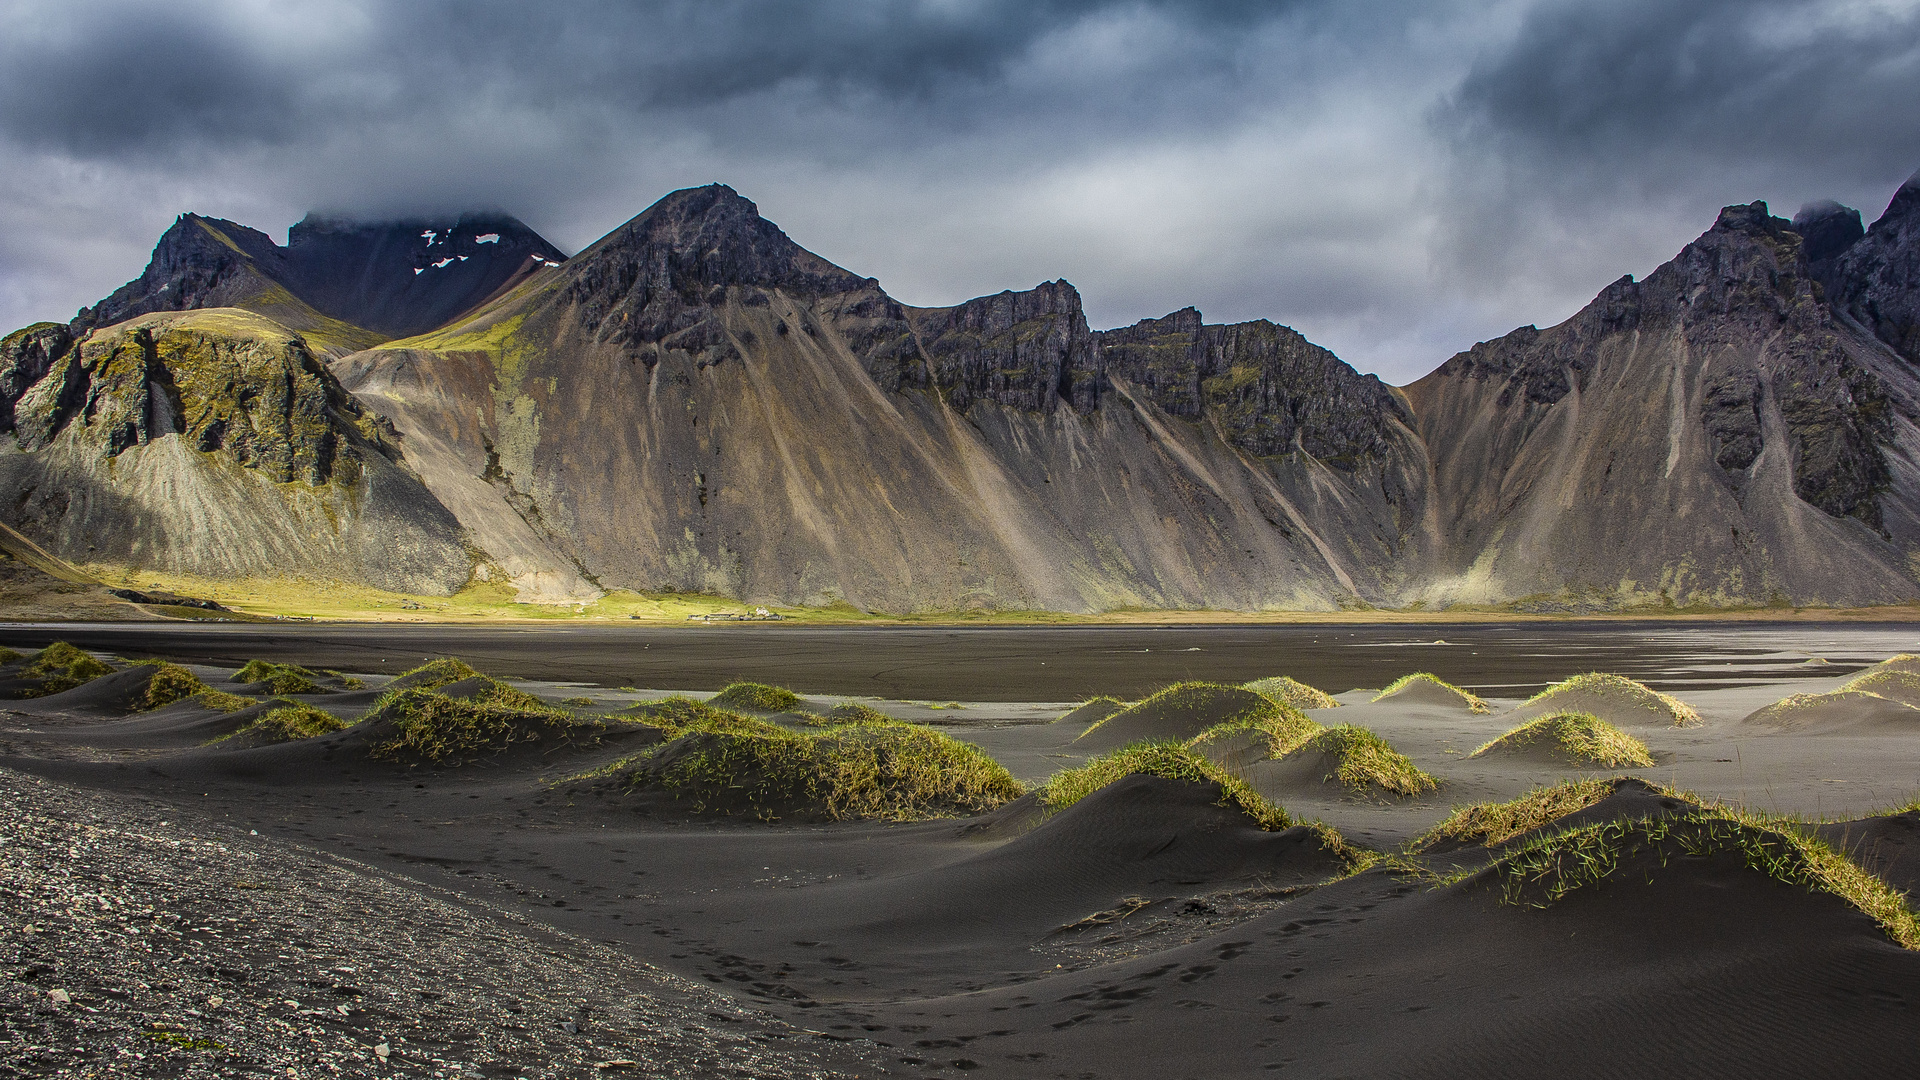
[[1073, 685, 1277, 753], [7, 639, 1920, 1079], [851, 840, 1920, 1079], [1372, 674, 1485, 711], [666, 775, 1352, 1001], [1742, 689, 1920, 732], [5, 665, 159, 714]]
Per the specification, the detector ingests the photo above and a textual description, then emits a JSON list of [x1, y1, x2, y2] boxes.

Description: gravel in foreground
[[0, 767, 879, 1079]]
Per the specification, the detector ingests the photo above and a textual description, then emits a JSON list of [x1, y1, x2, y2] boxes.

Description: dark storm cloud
[[1446, 0, 1920, 207], [3, 0, 1918, 384], [0, 0, 1294, 158]]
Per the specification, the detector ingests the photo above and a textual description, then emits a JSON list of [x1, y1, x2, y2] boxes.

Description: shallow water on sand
[[1, 621, 1914, 699]]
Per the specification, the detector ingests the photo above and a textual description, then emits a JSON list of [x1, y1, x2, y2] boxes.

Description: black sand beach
[[5, 624, 1920, 1077]]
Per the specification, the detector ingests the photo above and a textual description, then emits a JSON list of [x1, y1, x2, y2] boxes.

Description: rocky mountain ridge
[[5, 175, 1920, 613]]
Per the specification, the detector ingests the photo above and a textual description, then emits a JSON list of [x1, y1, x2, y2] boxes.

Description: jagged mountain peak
[[1793, 200, 1866, 265], [573, 184, 870, 299], [1874, 168, 1920, 231]]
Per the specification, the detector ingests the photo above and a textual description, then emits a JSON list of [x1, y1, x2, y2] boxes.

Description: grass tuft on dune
[[1841, 668, 1920, 707], [1244, 675, 1341, 711], [0, 647, 22, 665], [1307, 725, 1438, 796], [1187, 704, 1323, 759], [388, 657, 483, 692], [1472, 811, 1920, 949], [368, 688, 607, 765], [19, 642, 113, 697], [1410, 777, 1628, 852], [194, 689, 259, 713], [141, 664, 208, 710], [1472, 711, 1654, 768], [825, 702, 896, 726], [231, 660, 324, 696], [1524, 672, 1700, 727], [1372, 673, 1490, 713], [1042, 741, 1291, 830], [211, 701, 349, 745], [710, 682, 803, 713], [1078, 681, 1295, 742], [592, 705, 1021, 821]]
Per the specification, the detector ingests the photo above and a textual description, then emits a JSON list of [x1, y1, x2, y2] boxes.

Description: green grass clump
[[626, 696, 790, 737], [1842, 668, 1920, 708], [368, 688, 605, 765], [1472, 711, 1654, 768], [323, 670, 367, 690], [1041, 741, 1292, 830], [142, 664, 208, 710], [444, 677, 546, 711], [1187, 704, 1323, 759], [1057, 696, 1127, 724], [1524, 672, 1700, 727], [19, 642, 113, 696], [826, 702, 897, 726], [230, 660, 322, 695], [0, 647, 22, 665], [596, 718, 1022, 821], [1244, 675, 1340, 711], [1469, 811, 1920, 949], [710, 682, 803, 712], [389, 657, 483, 691], [1078, 681, 1291, 741], [1373, 673, 1490, 713], [1305, 725, 1438, 796], [211, 701, 348, 745], [1410, 777, 1625, 852], [194, 689, 259, 713], [561, 696, 594, 707]]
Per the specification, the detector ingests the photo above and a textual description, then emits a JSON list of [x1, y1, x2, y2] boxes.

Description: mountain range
[[3, 173, 1919, 614]]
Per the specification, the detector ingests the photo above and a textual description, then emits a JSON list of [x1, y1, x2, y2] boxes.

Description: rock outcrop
[[10, 175, 1920, 613], [0, 310, 470, 594], [1819, 172, 1920, 366], [337, 185, 1421, 611], [1405, 200, 1920, 609]]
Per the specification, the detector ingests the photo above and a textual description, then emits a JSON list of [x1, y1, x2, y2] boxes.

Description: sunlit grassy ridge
[[587, 699, 1021, 821], [232, 660, 323, 696], [367, 687, 608, 765], [1306, 725, 1439, 796], [1373, 673, 1490, 713], [1243, 675, 1341, 710], [1042, 741, 1290, 828], [19, 642, 113, 697], [1078, 681, 1293, 742], [1473, 711, 1654, 768], [1410, 777, 1629, 852], [1186, 703, 1323, 760], [141, 664, 209, 710], [710, 682, 802, 712], [388, 657, 482, 691], [1466, 812, 1920, 948], [209, 701, 349, 746], [1524, 672, 1701, 727]]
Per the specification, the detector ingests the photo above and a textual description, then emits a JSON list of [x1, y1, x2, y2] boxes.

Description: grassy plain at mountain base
[[63, 565, 1920, 624]]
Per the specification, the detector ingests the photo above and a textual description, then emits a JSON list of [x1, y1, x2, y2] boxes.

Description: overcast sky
[[2, 0, 1918, 384]]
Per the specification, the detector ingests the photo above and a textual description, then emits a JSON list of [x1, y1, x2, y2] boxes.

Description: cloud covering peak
[[3, 0, 1917, 383]]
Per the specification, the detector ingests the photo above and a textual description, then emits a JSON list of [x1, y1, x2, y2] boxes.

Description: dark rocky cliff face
[[73, 216, 289, 332], [1406, 197, 1920, 609], [912, 281, 1100, 413], [72, 211, 567, 347], [1099, 308, 1410, 468], [1428, 202, 1895, 527], [1820, 173, 1920, 366], [282, 213, 565, 338]]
